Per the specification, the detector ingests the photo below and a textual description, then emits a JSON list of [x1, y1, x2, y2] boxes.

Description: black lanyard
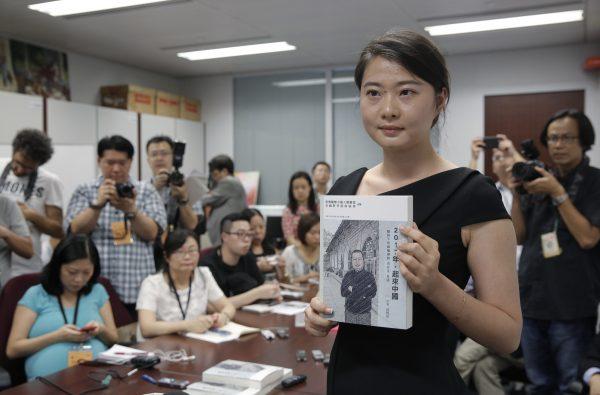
[[56, 293, 82, 326], [166, 271, 193, 320]]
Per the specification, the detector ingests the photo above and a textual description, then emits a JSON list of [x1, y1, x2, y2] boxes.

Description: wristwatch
[[177, 198, 189, 206], [552, 193, 569, 206], [89, 201, 104, 210], [124, 210, 138, 220]]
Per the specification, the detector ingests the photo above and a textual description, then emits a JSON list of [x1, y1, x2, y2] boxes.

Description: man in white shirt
[[0, 129, 64, 286]]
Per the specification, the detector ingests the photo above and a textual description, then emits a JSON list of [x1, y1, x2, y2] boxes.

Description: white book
[[241, 304, 273, 314], [187, 369, 292, 395], [269, 301, 309, 316], [96, 344, 149, 364], [185, 322, 260, 344], [320, 195, 413, 329], [202, 360, 285, 389]]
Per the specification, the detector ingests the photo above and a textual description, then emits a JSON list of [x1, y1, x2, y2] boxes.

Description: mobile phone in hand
[[79, 324, 95, 332], [483, 136, 500, 149]]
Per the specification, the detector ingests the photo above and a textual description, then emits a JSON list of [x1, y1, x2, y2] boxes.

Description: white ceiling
[[0, 0, 598, 78]]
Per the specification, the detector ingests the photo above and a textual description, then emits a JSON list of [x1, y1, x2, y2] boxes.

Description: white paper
[[269, 301, 309, 316], [185, 322, 260, 344]]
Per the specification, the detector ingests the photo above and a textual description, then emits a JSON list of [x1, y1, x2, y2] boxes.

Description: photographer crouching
[[509, 109, 600, 394], [146, 136, 204, 235]]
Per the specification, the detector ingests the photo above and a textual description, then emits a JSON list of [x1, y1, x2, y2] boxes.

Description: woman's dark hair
[[98, 135, 134, 159], [209, 155, 234, 174], [146, 135, 174, 152], [540, 108, 595, 152], [41, 234, 101, 296], [241, 208, 264, 221], [162, 229, 198, 269], [287, 171, 317, 215], [12, 129, 54, 165], [354, 29, 450, 127], [297, 213, 320, 245], [311, 161, 331, 172]]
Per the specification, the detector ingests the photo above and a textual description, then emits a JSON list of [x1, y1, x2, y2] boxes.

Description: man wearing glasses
[[509, 109, 600, 394], [146, 135, 203, 233], [200, 212, 280, 308], [0, 129, 64, 286]]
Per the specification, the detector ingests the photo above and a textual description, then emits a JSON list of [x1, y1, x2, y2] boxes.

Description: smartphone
[[79, 324, 95, 332], [483, 136, 500, 149], [312, 349, 324, 362], [157, 377, 190, 389]]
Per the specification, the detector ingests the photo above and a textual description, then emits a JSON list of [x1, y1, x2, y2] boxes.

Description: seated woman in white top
[[282, 213, 320, 284], [137, 229, 235, 338]]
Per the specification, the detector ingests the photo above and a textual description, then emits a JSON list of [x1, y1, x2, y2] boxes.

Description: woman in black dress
[[304, 30, 522, 395]]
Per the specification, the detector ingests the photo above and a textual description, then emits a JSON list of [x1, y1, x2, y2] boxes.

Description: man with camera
[[146, 136, 203, 234], [65, 135, 167, 316], [509, 109, 600, 394]]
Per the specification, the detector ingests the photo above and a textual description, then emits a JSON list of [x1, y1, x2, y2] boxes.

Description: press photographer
[[509, 109, 600, 394], [66, 135, 167, 316], [146, 135, 204, 234]]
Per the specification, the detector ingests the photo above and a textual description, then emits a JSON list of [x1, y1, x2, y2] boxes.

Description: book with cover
[[188, 368, 292, 395], [319, 195, 413, 329], [202, 360, 285, 389]]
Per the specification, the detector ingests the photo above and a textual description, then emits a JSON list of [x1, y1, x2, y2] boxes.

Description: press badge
[[111, 221, 133, 245], [68, 344, 93, 367], [541, 232, 562, 258]]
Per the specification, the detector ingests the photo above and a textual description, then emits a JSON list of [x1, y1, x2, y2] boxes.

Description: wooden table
[[1, 309, 334, 395]]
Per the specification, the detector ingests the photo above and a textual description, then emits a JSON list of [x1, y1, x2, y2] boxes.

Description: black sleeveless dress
[[326, 167, 510, 395]]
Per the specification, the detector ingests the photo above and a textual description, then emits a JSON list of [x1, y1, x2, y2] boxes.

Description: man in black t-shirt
[[341, 250, 376, 325], [510, 109, 600, 394], [200, 212, 281, 308]]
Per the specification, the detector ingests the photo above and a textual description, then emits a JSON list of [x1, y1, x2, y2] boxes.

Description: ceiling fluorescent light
[[273, 76, 355, 88], [424, 10, 583, 36], [28, 0, 173, 17], [178, 42, 296, 61]]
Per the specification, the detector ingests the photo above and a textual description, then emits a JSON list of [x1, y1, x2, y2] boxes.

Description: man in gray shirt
[[203, 155, 247, 245], [0, 195, 34, 287]]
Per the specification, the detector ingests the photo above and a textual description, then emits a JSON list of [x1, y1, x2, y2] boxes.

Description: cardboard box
[[179, 96, 201, 121], [100, 84, 156, 114], [155, 91, 180, 118]]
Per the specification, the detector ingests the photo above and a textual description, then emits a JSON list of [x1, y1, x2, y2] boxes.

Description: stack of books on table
[[185, 359, 292, 395]]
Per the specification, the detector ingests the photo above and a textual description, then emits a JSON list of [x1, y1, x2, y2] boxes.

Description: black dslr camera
[[115, 183, 135, 198], [167, 141, 186, 187], [511, 139, 546, 194]]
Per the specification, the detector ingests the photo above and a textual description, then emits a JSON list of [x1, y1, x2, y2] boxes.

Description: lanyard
[[56, 293, 82, 326], [166, 271, 193, 320]]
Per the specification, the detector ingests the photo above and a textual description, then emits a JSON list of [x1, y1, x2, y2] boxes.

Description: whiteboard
[[47, 99, 97, 145], [176, 119, 205, 177], [0, 91, 43, 144], [97, 107, 139, 180], [139, 114, 176, 181], [43, 145, 96, 210]]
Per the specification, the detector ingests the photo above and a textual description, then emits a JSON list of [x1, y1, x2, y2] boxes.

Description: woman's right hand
[[305, 297, 336, 337], [186, 315, 216, 334], [55, 324, 91, 343]]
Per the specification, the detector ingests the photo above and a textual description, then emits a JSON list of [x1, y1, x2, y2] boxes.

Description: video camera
[[167, 141, 186, 187], [511, 139, 546, 194]]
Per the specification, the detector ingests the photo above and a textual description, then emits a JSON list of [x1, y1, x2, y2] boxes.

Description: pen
[[141, 374, 157, 385], [115, 351, 146, 355]]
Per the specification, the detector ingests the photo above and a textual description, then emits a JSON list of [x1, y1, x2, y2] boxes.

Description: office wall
[[69, 51, 182, 105], [442, 42, 600, 170], [180, 75, 235, 160]]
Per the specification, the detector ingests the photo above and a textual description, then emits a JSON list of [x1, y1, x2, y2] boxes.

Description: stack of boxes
[[100, 84, 201, 121]]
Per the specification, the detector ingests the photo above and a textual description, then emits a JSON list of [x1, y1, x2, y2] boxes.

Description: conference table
[[2, 293, 335, 395]]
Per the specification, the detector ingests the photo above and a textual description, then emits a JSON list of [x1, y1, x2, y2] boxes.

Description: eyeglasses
[[172, 248, 199, 258], [547, 135, 579, 145], [224, 231, 255, 239], [148, 150, 172, 159]]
